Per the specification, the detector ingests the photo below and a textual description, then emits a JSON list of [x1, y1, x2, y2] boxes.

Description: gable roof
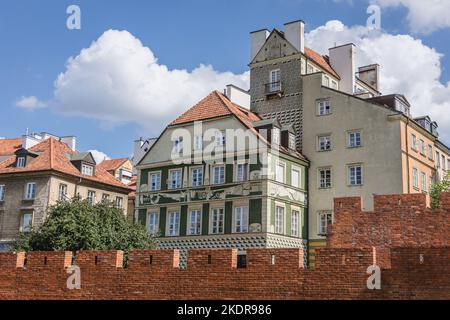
[[98, 158, 129, 172], [167, 91, 306, 161], [0, 138, 130, 191], [304, 47, 340, 79], [0, 138, 22, 156]]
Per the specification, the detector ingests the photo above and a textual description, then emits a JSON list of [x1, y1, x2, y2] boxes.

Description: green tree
[[429, 173, 450, 209], [11, 198, 157, 252]]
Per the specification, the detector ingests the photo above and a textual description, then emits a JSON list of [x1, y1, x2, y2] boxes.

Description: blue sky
[[1, 0, 450, 160]]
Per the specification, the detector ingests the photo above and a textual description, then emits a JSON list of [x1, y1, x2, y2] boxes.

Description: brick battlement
[[0, 193, 448, 300]]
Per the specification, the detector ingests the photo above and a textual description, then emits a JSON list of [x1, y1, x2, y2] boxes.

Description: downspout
[[405, 118, 411, 193]]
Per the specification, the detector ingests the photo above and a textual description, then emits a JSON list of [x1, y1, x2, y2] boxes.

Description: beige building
[[248, 20, 450, 263], [0, 133, 131, 251]]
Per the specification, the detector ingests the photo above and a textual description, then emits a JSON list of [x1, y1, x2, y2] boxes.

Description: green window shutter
[[225, 164, 234, 184], [159, 207, 167, 237], [140, 170, 148, 185], [138, 209, 147, 226], [249, 198, 262, 225], [180, 205, 188, 236], [224, 201, 233, 234], [202, 203, 210, 235]]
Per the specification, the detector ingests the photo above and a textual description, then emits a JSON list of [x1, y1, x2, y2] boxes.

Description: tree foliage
[[12, 198, 157, 252], [430, 173, 450, 209]]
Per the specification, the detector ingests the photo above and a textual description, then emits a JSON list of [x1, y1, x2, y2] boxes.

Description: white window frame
[[291, 167, 301, 188], [275, 161, 286, 184], [348, 164, 363, 186], [212, 165, 225, 185], [172, 137, 184, 153], [194, 134, 203, 151], [16, 156, 25, 168], [318, 168, 332, 189], [318, 135, 331, 152], [81, 164, 94, 176], [318, 211, 333, 235], [188, 209, 202, 236], [215, 130, 226, 147], [0, 185, 5, 202], [235, 162, 249, 182], [348, 130, 362, 148], [291, 209, 300, 237], [275, 206, 284, 234], [210, 207, 224, 235], [168, 211, 180, 237], [58, 184, 67, 201], [21, 212, 33, 233], [149, 171, 161, 191], [317, 100, 331, 116], [25, 182, 36, 200], [115, 196, 123, 209], [87, 190, 96, 204], [411, 134, 417, 151], [288, 133, 296, 150], [269, 69, 281, 92], [147, 211, 159, 235], [234, 206, 249, 233], [413, 167, 419, 189], [421, 172, 427, 192], [272, 128, 280, 145], [168, 169, 182, 189], [190, 166, 203, 187]]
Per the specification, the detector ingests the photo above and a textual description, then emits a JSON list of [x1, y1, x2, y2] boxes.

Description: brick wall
[[0, 193, 448, 300]]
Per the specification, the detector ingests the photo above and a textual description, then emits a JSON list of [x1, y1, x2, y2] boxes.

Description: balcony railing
[[264, 81, 283, 95]]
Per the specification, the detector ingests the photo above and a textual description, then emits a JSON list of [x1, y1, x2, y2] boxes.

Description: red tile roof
[[304, 47, 340, 79], [169, 91, 306, 161], [98, 158, 129, 172], [0, 138, 22, 156], [0, 138, 131, 191]]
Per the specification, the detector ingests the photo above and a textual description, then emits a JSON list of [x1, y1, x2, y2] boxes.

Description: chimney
[[250, 28, 270, 61], [61, 136, 77, 151], [225, 84, 250, 110], [284, 20, 305, 53], [329, 43, 356, 94], [358, 64, 380, 91]]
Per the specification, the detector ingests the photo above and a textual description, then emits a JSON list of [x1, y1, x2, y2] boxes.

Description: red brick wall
[[0, 193, 448, 300]]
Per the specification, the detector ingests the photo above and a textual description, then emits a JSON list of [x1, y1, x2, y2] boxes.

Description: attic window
[[289, 134, 296, 150], [272, 128, 280, 145], [81, 164, 94, 176], [16, 157, 26, 168]]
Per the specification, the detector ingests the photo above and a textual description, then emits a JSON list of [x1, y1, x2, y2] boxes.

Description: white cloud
[[50, 29, 249, 133], [88, 149, 110, 164], [373, 0, 450, 34], [306, 20, 450, 143], [15, 96, 47, 109]]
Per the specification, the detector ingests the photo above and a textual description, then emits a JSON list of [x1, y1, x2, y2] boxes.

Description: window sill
[[348, 184, 363, 187], [347, 145, 362, 149], [317, 149, 332, 153], [318, 187, 332, 190]]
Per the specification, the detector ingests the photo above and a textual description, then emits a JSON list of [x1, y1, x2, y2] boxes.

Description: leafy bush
[[430, 173, 450, 209]]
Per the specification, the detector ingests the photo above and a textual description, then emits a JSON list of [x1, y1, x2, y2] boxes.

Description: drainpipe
[[405, 118, 411, 193]]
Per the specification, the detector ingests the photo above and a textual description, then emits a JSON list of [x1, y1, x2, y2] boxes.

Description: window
[[236, 163, 248, 182], [269, 69, 281, 92], [331, 80, 338, 90], [348, 165, 363, 186], [0, 185, 5, 201], [272, 128, 280, 145], [168, 211, 180, 236], [211, 208, 224, 234], [442, 155, 446, 170], [319, 168, 332, 189], [421, 172, 427, 192], [275, 162, 285, 184], [419, 140, 425, 155], [307, 64, 313, 74], [234, 207, 248, 233], [275, 206, 284, 234], [16, 157, 25, 168], [21, 212, 33, 232], [169, 169, 182, 189], [87, 190, 96, 204], [348, 131, 362, 148], [436, 151, 441, 167], [411, 134, 417, 151], [188, 209, 202, 235], [291, 168, 300, 188], [413, 168, 419, 189], [58, 184, 67, 201], [428, 145, 433, 159], [150, 172, 161, 191], [318, 211, 333, 235], [317, 100, 331, 116], [215, 130, 226, 147], [190, 167, 203, 187], [25, 182, 36, 200], [291, 210, 300, 237], [173, 137, 183, 153], [288, 134, 296, 150], [194, 135, 203, 151], [81, 164, 94, 176], [147, 211, 159, 235], [323, 76, 330, 87], [102, 194, 110, 201], [212, 165, 225, 185], [318, 135, 331, 151], [115, 196, 123, 209]]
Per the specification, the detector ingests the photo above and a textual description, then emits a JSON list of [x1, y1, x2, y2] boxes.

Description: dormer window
[[81, 164, 94, 176], [17, 157, 25, 168], [272, 128, 280, 145], [288, 134, 296, 150]]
